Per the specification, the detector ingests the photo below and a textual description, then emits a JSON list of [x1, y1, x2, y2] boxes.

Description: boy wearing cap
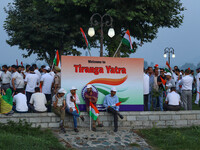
[[103, 87, 123, 132], [52, 88, 66, 133], [165, 72, 175, 93], [84, 84, 103, 131], [66, 86, 84, 132]]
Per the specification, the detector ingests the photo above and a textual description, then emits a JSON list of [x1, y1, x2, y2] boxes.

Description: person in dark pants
[[103, 87, 123, 132], [164, 87, 181, 111], [143, 70, 149, 111]]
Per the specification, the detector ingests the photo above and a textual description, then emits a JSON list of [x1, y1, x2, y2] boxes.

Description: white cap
[[58, 88, 67, 94], [165, 72, 171, 76], [111, 87, 117, 92], [86, 84, 92, 89], [44, 66, 50, 71], [70, 86, 77, 90]]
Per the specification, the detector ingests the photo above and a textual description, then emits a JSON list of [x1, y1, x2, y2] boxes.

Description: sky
[[0, 0, 200, 67]]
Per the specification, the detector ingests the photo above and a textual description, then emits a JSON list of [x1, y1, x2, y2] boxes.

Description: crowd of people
[[0, 64, 123, 133], [143, 64, 200, 111]]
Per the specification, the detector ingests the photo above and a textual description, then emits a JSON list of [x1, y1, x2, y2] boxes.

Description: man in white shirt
[[11, 65, 24, 93], [40, 66, 54, 112], [13, 91, 28, 113], [66, 86, 84, 132], [52, 88, 66, 133], [0, 65, 11, 91], [143, 69, 149, 111], [179, 69, 193, 110], [165, 72, 176, 94], [29, 87, 47, 112], [24, 67, 40, 104], [32, 64, 41, 80], [164, 87, 181, 111]]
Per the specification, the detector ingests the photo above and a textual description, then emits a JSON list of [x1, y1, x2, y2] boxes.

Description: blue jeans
[[152, 97, 157, 110], [158, 90, 164, 111], [66, 108, 80, 128], [148, 93, 153, 111]]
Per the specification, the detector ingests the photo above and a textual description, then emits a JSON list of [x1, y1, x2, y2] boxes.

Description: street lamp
[[88, 13, 115, 57], [164, 47, 175, 66]]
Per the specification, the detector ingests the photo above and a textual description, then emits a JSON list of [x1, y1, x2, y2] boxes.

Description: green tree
[[4, 0, 185, 63]]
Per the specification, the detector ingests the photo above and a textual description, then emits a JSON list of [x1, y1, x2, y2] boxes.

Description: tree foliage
[[4, 0, 185, 64]]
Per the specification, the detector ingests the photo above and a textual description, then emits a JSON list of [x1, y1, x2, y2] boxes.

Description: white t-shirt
[[165, 91, 181, 106], [34, 69, 41, 79], [30, 93, 47, 112], [52, 94, 65, 107], [143, 73, 149, 95], [25, 73, 40, 93], [40, 73, 54, 94], [66, 93, 80, 111], [179, 75, 193, 90], [13, 93, 28, 112], [11, 71, 24, 88]]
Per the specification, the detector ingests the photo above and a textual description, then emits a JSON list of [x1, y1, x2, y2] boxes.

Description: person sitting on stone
[[103, 87, 123, 132], [84, 84, 103, 132], [13, 90, 28, 113], [66, 86, 84, 132], [29, 87, 47, 113], [52, 88, 66, 133], [164, 87, 181, 111], [0, 88, 14, 115]]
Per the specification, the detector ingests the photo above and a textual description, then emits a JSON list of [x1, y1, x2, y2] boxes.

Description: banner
[[61, 56, 144, 111]]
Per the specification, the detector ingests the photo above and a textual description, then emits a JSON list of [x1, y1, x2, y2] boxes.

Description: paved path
[[53, 127, 152, 150]]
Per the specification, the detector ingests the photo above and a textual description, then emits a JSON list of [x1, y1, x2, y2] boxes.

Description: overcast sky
[[0, 0, 200, 67]]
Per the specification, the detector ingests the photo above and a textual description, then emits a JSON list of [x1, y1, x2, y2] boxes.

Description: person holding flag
[[84, 84, 103, 132], [66, 86, 84, 132], [157, 68, 167, 111], [103, 87, 123, 132]]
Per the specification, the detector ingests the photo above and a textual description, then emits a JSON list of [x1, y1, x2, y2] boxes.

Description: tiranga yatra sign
[[61, 56, 144, 111]]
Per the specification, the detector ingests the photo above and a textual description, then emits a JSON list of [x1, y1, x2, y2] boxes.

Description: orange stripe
[[87, 75, 128, 86], [90, 102, 99, 114]]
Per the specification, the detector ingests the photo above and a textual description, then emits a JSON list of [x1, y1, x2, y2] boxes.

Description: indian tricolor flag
[[160, 76, 166, 91], [112, 102, 122, 107], [165, 61, 171, 73], [53, 50, 61, 69], [80, 27, 91, 50], [122, 30, 133, 52], [89, 102, 99, 121]]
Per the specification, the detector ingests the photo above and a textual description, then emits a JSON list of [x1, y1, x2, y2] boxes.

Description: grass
[[0, 120, 66, 150], [139, 126, 200, 150]]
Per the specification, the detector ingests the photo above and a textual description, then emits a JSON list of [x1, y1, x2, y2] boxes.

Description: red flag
[[115, 102, 122, 106], [80, 27, 90, 50], [21, 61, 23, 66], [160, 76, 166, 85], [166, 61, 171, 70]]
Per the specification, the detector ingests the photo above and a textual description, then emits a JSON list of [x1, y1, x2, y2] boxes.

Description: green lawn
[[0, 120, 66, 150], [139, 126, 200, 150]]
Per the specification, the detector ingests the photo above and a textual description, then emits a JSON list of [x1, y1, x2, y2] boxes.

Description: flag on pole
[[80, 27, 91, 50], [89, 102, 99, 121], [53, 50, 61, 69], [21, 61, 23, 66], [160, 76, 166, 91], [122, 30, 133, 52]]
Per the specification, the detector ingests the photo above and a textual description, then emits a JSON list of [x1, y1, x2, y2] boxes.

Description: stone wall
[[1, 111, 200, 129]]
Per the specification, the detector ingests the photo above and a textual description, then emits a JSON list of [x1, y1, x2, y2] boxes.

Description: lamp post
[[163, 47, 175, 66], [88, 13, 115, 57]]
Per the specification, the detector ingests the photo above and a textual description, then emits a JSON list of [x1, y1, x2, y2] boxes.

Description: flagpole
[[88, 48, 92, 57], [89, 105, 91, 131], [113, 41, 122, 57]]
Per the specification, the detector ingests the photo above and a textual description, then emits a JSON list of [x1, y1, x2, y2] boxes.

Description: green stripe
[[89, 110, 98, 120], [165, 68, 170, 73], [122, 38, 131, 48]]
